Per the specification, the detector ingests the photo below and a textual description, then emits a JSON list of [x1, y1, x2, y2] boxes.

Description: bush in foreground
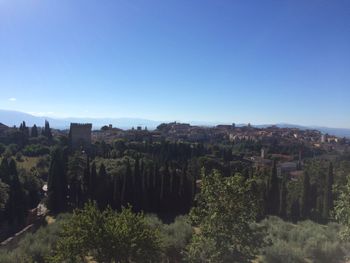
[[51, 202, 162, 263], [260, 216, 350, 263], [186, 170, 266, 263], [1, 208, 192, 263], [146, 214, 193, 261], [0, 214, 70, 263]]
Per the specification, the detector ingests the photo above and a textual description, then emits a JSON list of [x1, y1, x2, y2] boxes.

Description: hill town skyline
[[1, 109, 350, 138]]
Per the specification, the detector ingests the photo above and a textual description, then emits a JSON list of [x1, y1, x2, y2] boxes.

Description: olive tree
[[186, 170, 265, 263], [52, 202, 162, 263]]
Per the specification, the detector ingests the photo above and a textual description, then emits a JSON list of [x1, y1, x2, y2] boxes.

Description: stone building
[[69, 123, 92, 149]]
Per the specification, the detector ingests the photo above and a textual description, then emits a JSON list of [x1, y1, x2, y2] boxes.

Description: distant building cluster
[[83, 121, 349, 148]]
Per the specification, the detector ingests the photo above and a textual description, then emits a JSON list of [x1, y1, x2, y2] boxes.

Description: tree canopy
[[186, 170, 266, 263], [52, 202, 162, 263]]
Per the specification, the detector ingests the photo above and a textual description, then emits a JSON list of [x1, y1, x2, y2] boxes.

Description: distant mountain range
[[0, 110, 161, 130], [1, 109, 350, 138]]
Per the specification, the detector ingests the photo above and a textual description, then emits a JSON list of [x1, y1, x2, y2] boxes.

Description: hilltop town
[[92, 121, 347, 145], [1, 120, 348, 181]]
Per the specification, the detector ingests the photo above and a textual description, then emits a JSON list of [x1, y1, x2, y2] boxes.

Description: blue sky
[[0, 0, 349, 128]]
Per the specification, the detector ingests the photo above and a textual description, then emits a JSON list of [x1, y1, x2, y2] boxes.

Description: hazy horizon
[[2, 109, 350, 133]]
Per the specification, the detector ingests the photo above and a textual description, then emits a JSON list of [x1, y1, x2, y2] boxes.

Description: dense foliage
[[0, 214, 70, 263], [52, 202, 162, 263], [186, 170, 266, 262], [335, 175, 350, 241], [0, 208, 193, 263], [260, 216, 350, 263]]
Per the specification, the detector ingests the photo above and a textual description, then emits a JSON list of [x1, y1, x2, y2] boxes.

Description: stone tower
[[69, 123, 92, 149]]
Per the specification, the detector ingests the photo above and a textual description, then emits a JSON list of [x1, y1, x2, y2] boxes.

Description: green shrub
[[145, 214, 193, 262], [51, 203, 162, 263], [23, 144, 50, 157], [0, 214, 70, 263], [162, 216, 193, 253], [16, 151, 23, 161], [6, 144, 19, 156], [260, 216, 350, 263], [0, 143, 5, 156], [263, 240, 304, 263]]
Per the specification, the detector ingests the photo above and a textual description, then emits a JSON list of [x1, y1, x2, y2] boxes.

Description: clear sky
[[0, 0, 349, 128]]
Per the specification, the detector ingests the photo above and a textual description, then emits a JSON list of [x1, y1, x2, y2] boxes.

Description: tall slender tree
[[89, 161, 96, 199], [0, 158, 11, 184], [67, 153, 85, 208], [133, 158, 142, 210], [19, 121, 29, 138], [290, 199, 300, 223], [4, 159, 26, 227], [267, 160, 280, 215], [95, 163, 110, 208], [279, 174, 287, 218], [43, 120, 52, 140], [0, 179, 9, 212], [301, 171, 311, 219], [83, 156, 90, 202], [47, 148, 68, 213], [323, 162, 334, 221], [31, 124, 38, 137], [121, 160, 133, 207]]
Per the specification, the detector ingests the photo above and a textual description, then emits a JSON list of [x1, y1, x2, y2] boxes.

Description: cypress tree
[[141, 160, 150, 211], [0, 159, 10, 223], [133, 158, 142, 210], [152, 162, 160, 211], [67, 153, 85, 208], [20, 121, 30, 138], [47, 148, 67, 213], [322, 162, 334, 221], [140, 159, 145, 191], [96, 163, 108, 208], [160, 163, 170, 211], [279, 174, 287, 219], [0, 158, 11, 185], [83, 156, 90, 202], [309, 184, 318, 213], [168, 166, 176, 209], [267, 160, 280, 215], [90, 162, 97, 201], [316, 195, 324, 223], [290, 199, 300, 223], [169, 166, 175, 194], [301, 171, 311, 219], [31, 124, 38, 137], [121, 160, 133, 207], [112, 174, 121, 209], [43, 120, 52, 140], [7, 159, 26, 227], [187, 158, 199, 204]]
